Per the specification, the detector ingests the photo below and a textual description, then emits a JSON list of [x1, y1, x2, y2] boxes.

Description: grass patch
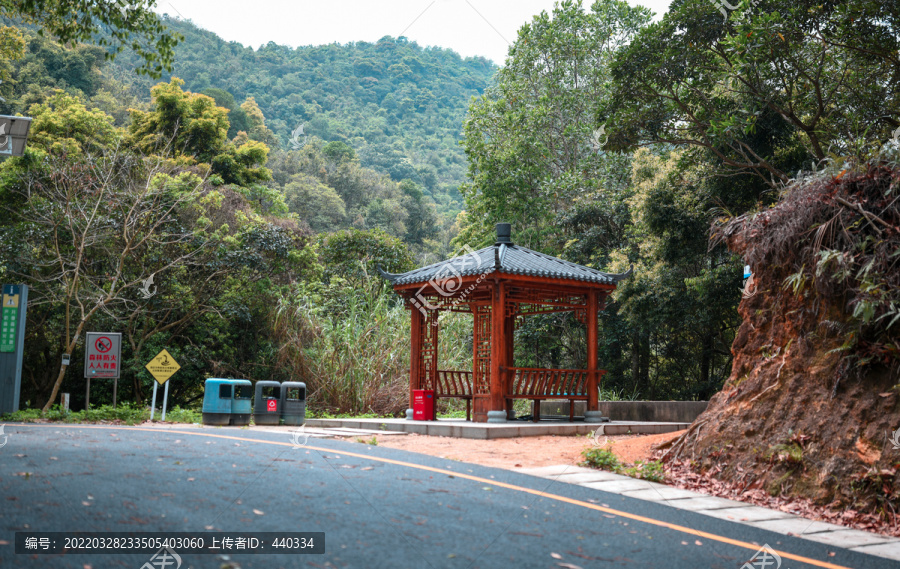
[[622, 460, 665, 483], [581, 444, 665, 483], [1, 403, 202, 425], [766, 442, 804, 465], [162, 406, 202, 424]]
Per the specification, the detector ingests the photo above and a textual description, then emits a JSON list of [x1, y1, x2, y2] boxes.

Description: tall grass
[[273, 277, 410, 415]]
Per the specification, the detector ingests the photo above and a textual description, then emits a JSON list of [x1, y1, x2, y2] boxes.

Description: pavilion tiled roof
[[379, 225, 631, 287]]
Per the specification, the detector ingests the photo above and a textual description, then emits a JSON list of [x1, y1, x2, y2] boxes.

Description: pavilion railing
[[507, 367, 591, 399], [434, 370, 473, 398]]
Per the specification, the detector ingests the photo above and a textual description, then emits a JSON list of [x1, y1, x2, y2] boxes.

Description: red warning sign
[[84, 332, 122, 379], [95, 336, 113, 353]]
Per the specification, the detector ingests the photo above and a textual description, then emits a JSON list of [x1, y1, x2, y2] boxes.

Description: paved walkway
[[305, 417, 689, 439], [519, 464, 900, 562]]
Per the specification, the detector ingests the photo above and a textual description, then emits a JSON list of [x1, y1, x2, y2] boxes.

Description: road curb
[[517, 464, 900, 562]]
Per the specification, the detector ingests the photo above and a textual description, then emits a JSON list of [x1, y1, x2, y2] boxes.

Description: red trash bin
[[413, 389, 435, 421]]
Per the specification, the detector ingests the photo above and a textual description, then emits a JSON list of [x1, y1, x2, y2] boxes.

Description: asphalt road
[[0, 423, 893, 569]]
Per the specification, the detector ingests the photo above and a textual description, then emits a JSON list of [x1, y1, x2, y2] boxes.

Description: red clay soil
[[661, 168, 900, 534], [363, 431, 683, 470]]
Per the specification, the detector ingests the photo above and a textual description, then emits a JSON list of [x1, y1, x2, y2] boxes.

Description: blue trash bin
[[280, 382, 306, 426], [253, 381, 281, 425], [202, 379, 234, 425], [231, 379, 252, 425]]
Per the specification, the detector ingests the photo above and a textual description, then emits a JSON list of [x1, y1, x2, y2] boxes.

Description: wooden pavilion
[[379, 224, 631, 423]]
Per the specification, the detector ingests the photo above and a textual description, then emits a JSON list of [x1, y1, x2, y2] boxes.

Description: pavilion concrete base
[[304, 417, 689, 440]]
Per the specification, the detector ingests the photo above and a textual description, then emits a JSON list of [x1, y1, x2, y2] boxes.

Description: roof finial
[[495, 223, 512, 245]]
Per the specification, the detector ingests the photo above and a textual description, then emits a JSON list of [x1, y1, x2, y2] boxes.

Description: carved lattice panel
[[505, 287, 586, 317], [420, 310, 439, 390], [472, 303, 492, 395], [574, 308, 587, 324]]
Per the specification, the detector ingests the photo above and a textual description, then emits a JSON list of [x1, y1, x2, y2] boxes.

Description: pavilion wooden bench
[[433, 368, 607, 422], [434, 370, 474, 420], [506, 367, 608, 422]]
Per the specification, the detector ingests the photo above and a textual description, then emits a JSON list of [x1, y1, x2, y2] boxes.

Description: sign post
[[83, 332, 122, 410], [162, 380, 170, 421], [0, 284, 28, 415], [144, 349, 180, 421]]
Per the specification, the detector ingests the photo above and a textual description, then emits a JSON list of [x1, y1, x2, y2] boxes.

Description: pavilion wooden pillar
[[423, 309, 439, 391], [587, 289, 599, 412], [503, 308, 515, 419], [487, 280, 507, 421], [408, 304, 424, 417]]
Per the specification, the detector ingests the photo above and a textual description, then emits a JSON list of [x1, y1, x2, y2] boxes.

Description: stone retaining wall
[[540, 400, 708, 423]]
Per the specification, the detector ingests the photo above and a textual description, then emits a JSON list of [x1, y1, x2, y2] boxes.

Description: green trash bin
[[202, 378, 234, 426], [280, 382, 306, 426], [231, 379, 252, 426]]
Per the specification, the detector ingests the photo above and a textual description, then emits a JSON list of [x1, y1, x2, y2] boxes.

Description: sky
[[154, 0, 671, 65]]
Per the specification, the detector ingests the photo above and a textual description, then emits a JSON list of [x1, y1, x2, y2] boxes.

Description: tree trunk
[[700, 332, 712, 390], [41, 321, 89, 413], [639, 334, 651, 399], [631, 332, 641, 396]]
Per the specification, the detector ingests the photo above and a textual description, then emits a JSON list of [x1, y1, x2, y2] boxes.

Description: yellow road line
[[11, 423, 851, 569]]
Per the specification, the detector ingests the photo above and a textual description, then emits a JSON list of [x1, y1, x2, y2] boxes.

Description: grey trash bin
[[280, 382, 306, 426], [253, 381, 281, 425]]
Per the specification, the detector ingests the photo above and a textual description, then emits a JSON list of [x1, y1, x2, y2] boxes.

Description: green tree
[[318, 228, 414, 287], [26, 89, 121, 155], [0, 25, 27, 81], [0, 29, 112, 114], [98, 19, 496, 228], [210, 139, 271, 186], [1, 0, 181, 76], [283, 173, 346, 232], [322, 140, 356, 164], [128, 78, 229, 162], [128, 78, 275, 187], [604, 0, 900, 187], [398, 178, 438, 245], [240, 96, 279, 148], [0, 152, 218, 411], [202, 87, 251, 138], [604, 149, 740, 398], [459, 0, 652, 247]]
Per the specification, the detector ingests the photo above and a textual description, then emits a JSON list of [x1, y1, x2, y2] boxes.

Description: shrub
[[580, 447, 622, 472]]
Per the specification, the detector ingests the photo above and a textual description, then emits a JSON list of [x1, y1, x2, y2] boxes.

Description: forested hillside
[[108, 17, 495, 223], [0, 15, 496, 256], [0, 9, 490, 415]]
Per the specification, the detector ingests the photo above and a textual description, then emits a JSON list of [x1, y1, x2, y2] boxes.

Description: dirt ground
[[354, 430, 685, 470]]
